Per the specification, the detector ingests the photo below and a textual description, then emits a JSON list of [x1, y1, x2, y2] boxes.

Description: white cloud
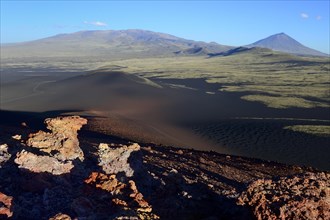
[[84, 21, 107, 26], [316, 15, 322, 20], [300, 13, 309, 19]]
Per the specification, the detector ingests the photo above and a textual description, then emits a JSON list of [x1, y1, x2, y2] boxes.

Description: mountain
[[247, 33, 328, 57], [2, 31, 328, 60], [1, 29, 233, 60]]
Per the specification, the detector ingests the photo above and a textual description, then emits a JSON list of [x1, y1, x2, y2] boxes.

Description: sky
[[1, 1, 329, 53]]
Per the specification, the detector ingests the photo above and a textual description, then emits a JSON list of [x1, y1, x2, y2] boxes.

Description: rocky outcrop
[[1, 115, 329, 219], [0, 144, 11, 168], [82, 144, 157, 219], [11, 135, 21, 141], [14, 116, 86, 175], [128, 180, 152, 213], [15, 150, 74, 175], [84, 172, 159, 219], [98, 143, 141, 177], [0, 192, 13, 218], [26, 116, 87, 161], [238, 172, 330, 220], [84, 172, 126, 194]]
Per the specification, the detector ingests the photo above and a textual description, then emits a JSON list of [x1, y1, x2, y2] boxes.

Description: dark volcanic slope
[[1, 70, 221, 149], [2, 69, 330, 170], [1, 29, 232, 60], [247, 33, 328, 57]]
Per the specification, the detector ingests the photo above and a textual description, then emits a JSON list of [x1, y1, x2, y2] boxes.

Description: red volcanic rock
[[238, 172, 330, 220], [84, 172, 126, 194], [15, 150, 74, 175], [0, 192, 13, 218], [27, 116, 87, 161], [112, 198, 128, 207], [44, 116, 87, 134], [85, 172, 158, 218], [14, 116, 87, 175], [128, 180, 151, 210]]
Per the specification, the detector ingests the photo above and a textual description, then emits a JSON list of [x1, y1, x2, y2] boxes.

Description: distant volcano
[[247, 33, 328, 57]]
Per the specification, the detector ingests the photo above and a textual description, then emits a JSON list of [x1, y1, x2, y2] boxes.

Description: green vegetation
[[98, 50, 329, 109], [241, 95, 329, 109], [2, 48, 329, 109], [284, 125, 330, 137]]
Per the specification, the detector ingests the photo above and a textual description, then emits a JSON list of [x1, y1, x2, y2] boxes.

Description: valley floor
[[1, 66, 329, 170]]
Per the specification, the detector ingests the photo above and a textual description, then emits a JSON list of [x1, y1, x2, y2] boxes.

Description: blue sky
[[1, 1, 329, 53]]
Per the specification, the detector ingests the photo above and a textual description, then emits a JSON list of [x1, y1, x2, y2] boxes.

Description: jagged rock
[[0, 192, 13, 218], [128, 180, 151, 211], [15, 150, 74, 175], [84, 172, 126, 194], [85, 172, 158, 219], [12, 134, 21, 140], [27, 116, 87, 161], [0, 144, 11, 168], [237, 172, 330, 220], [98, 143, 141, 177], [112, 198, 128, 207], [14, 116, 87, 175], [49, 213, 72, 220]]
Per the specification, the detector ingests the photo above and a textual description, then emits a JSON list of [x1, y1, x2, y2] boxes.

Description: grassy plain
[[96, 50, 330, 109], [2, 49, 329, 111], [2, 49, 329, 113], [284, 125, 330, 137], [1, 49, 329, 169], [3, 50, 329, 110]]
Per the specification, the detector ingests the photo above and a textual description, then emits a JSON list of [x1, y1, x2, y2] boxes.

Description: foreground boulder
[[27, 116, 87, 161], [238, 172, 330, 220], [0, 192, 13, 218], [15, 150, 74, 175], [85, 172, 159, 219], [98, 143, 141, 177], [15, 116, 87, 175], [84, 172, 126, 194]]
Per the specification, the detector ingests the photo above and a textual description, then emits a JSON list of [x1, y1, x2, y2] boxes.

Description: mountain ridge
[[0, 29, 233, 60], [1, 30, 328, 60]]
